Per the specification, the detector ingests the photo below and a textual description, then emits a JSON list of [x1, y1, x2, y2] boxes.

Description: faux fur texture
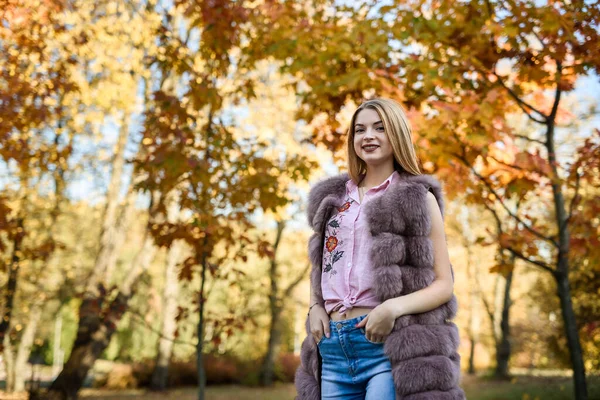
[[294, 170, 465, 399]]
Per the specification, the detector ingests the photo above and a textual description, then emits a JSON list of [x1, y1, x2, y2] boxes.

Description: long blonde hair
[[347, 98, 421, 183]]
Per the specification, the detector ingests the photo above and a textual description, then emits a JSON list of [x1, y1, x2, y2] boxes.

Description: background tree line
[[0, 1, 598, 400]]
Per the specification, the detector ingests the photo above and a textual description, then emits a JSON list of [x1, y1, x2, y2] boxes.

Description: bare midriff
[[328, 306, 374, 321]]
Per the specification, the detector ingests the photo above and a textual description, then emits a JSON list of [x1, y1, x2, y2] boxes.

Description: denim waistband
[[329, 313, 368, 332]]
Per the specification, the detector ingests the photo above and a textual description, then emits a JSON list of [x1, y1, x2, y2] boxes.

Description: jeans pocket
[[360, 327, 383, 345], [317, 335, 326, 346]]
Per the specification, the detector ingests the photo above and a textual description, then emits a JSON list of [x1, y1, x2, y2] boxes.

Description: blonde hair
[[347, 98, 421, 183]]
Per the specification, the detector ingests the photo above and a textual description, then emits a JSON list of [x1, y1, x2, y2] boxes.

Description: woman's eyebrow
[[355, 120, 383, 127]]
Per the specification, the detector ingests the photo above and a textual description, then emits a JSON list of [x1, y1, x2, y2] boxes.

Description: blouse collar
[[346, 169, 400, 197]]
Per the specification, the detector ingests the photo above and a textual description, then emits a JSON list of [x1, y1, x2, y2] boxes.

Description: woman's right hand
[[309, 304, 330, 344]]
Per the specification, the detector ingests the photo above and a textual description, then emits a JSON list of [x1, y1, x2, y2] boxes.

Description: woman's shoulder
[[395, 172, 445, 218]]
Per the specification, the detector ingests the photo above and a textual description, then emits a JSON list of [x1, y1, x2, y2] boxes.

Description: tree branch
[[473, 270, 495, 327], [514, 133, 546, 145], [504, 246, 556, 275], [479, 197, 556, 275], [492, 72, 548, 124], [284, 262, 311, 298], [530, 29, 548, 52], [487, 154, 527, 171], [549, 60, 563, 122], [451, 148, 558, 247], [128, 307, 196, 347]]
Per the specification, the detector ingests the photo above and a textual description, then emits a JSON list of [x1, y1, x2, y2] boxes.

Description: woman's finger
[[322, 319, 330, 338], [313, 333, 321, 344]]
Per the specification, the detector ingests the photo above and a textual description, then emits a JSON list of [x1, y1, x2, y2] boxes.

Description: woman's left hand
[[354, 302, 395, 343]]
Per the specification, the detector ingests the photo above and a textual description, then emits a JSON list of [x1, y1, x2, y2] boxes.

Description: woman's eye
[[355, 127, 384, 133]]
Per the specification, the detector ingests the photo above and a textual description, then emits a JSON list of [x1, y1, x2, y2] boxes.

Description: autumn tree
[[389, 4, 600, 399], [259, 1, 599, 399], [132, 1, 316, 399], [150, 193, 186, 391]]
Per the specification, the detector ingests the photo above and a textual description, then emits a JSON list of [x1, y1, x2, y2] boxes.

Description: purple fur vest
[[294, 170, 465, 399]]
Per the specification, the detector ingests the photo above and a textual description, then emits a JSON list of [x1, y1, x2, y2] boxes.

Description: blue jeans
[[317, 314, 396, 399]]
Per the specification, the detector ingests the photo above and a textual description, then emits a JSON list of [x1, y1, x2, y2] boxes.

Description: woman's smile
[[362, 144, 379, 152]]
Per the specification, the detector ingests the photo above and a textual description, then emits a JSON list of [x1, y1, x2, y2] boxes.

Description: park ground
[[1, 372, 599, 399]]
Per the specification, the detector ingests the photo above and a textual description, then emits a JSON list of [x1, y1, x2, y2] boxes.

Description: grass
[[461, 373, 600, 400], [75, 374, 600, 400], [0, 373, 590, 399], [79, 384, 296, 400]]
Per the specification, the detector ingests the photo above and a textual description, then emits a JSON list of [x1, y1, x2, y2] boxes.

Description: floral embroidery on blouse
[[338, 201, 351, 212], [322, 197, 355, 275], [326, 236, 338, 252]]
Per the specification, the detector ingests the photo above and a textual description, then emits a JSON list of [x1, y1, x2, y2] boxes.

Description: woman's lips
[[362, 145, 379, 152]]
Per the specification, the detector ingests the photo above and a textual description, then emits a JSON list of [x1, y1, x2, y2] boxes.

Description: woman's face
[[353, 108, 394, 169]]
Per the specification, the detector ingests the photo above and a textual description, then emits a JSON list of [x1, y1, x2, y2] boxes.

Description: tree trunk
[[46, 234, 156, 400], [197, 249, 208, 400], [492, 274, 503, 349], [495, 265, 513, 379], [485, 248, 515, 380], [466, 278, 479, 375], [545, 82, 587, 400], [463, 225, 479, 376], [52, 311, 64, 378], [197, 106, 214, 400], [103, 171, 137, 287], [150, 239, 184, 391], [0, 217, 25, 348], [13, 304, 43, 392], [3, 334, 15, 392], [89, 120, 129, 289], [259, 221, 309, 386], [260, 221, 285, 386], [556, 269, 587, 400], [46, 294, 129, 399], [261, 308, 283, 385]]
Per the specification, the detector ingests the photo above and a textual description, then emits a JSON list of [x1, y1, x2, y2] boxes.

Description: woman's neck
[[359, 163, 395, 189]]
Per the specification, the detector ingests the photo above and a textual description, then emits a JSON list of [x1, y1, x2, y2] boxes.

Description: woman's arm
[[382, 191, 455, 319]]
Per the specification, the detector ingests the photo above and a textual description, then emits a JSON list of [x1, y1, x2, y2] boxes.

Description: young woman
[[300, 98, 462, 399]]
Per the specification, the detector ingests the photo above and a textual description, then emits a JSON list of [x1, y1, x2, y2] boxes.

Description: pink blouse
[[321, 170, 400, 315]]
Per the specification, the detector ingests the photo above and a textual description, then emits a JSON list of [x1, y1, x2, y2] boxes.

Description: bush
[[203, 354, 240, 384], [94, 353, 294, 389], [275, 352, 300, 383], [132, 360, 155, 388], [104, 363, 138, 389], [237, 359, 262, 387], [165, 354, 242, 386], [168, 360, 199, 386]]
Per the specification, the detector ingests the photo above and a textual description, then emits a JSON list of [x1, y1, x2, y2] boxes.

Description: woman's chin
[[362, 157, 391, 167]]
